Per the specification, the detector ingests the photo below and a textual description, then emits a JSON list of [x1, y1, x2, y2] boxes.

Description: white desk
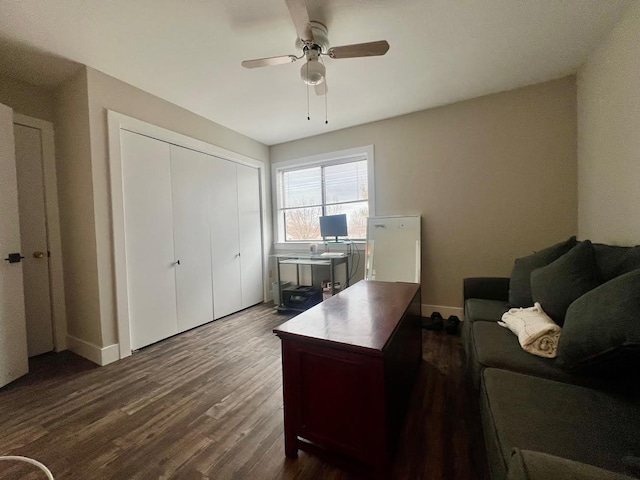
[[273, 253, 352, 311]]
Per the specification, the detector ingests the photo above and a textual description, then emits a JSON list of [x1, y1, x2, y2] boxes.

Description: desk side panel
[[280, 339, 386, 466], [384, 287, 422, 449]]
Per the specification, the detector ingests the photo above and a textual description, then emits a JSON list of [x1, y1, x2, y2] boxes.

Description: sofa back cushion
[[530, 240, 600, 325], [592, 243, 640, 283], [508, 236, 577, 307], [556, 268, 640, 374]]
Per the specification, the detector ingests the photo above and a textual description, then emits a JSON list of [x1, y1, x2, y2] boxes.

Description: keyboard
[[320, 252, 345, 257]]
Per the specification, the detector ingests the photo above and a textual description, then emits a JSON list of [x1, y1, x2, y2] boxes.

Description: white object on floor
[[0, 456, 54, 479], [498, 302, 561, 358]]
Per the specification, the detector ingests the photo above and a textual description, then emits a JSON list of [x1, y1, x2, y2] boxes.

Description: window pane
[[282, 167, 322, 208], [284, 207, 323, 241], [324, 160, 368, 205], [326, 201, 369, 240]]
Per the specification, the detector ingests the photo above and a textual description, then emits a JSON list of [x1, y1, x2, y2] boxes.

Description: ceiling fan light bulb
[[301, 60, 325, 85]]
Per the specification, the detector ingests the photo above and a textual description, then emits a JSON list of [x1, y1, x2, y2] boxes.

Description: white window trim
[[272, 145, 375, 249]]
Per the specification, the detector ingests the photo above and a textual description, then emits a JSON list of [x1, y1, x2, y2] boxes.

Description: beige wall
[[271, 77, 578, 309], [577, 3, 640, 246], [0, 74, 54, 122], [84, 67, 269, 347], [53, 68, 102, 345]]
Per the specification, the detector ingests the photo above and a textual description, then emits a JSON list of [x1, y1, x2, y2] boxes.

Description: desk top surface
[[273, 280, 420, 354], [272, 252, 350, 259]]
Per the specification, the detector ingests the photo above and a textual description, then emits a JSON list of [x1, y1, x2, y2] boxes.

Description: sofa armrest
[[463, 277, 510, 302], [507, 449, 637, 480]]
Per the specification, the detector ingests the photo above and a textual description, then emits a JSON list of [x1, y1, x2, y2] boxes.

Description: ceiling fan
[[241, 0, 390, 96]]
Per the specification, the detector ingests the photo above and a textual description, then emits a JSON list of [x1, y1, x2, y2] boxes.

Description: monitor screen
[[319, 214, 348, 240]]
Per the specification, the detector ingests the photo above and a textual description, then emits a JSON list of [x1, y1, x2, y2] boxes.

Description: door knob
[[33, 251, 45, 259]]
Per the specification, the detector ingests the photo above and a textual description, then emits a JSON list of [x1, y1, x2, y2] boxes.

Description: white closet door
[[170, 146, 214, 331], [210, 158, 242, 319], [236, 163, 263, 308], [121, 131, 178, 349]]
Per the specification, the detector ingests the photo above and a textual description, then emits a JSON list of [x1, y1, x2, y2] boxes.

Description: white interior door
[[210, 158, 242, 319], [170, 146, 214, 332], [237, 163, 263, 308], [14, 124, 53, 357], [0, 102, 29, 387], [121, 130, 179, 349]]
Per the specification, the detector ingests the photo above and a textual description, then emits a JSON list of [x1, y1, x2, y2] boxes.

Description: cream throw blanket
[[498, 303, 561, 358]]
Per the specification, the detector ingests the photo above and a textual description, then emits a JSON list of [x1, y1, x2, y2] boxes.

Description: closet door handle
[[235, 253, 241, 258], [174, 260, 181, 266]]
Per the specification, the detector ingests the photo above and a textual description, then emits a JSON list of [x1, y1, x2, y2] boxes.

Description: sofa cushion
[[530, 240, 600, 325], [468, 321, 579, 389], [593, 243, 640, 283], [480, 368, 640, 480], [507, 449, 639, 480], [464, 298, 510, 323], [463, 299, 511, 362], [509, 236, 577, 307], [556, 268, 640, 373]]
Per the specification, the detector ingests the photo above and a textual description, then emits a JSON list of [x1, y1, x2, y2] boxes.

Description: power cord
[[0, 456, 54, 479]]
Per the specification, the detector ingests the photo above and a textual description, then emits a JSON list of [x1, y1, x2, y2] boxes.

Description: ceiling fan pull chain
[[325, 80, 328, 124], [307, 63, 311, 120]]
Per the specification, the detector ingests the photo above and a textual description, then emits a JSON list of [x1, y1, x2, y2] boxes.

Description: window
[[274, 147, 374, 243]]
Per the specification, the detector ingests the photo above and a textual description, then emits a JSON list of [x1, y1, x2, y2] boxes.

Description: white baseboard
[[66, 335, 120, 366], [421, 304, 464, 319]]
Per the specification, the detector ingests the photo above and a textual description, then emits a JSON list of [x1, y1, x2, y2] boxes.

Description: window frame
[[272, 145, 375, 247]]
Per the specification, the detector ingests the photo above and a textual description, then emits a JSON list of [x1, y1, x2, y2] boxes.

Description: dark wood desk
[[273, 280, 422, 478]]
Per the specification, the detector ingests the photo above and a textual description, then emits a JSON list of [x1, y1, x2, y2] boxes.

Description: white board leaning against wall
[[108, 111, 268, 359], [365, 215, 421, 283]]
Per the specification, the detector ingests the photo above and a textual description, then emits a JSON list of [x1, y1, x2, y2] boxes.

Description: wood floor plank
[[0, 304, 489, 479]]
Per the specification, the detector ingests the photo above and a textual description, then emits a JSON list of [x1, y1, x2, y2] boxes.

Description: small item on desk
[[309, 243, 318, 254], [322, 280, 332, 301]]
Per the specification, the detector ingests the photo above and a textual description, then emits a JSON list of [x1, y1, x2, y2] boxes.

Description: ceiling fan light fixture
[[300, 59, 325, 85]]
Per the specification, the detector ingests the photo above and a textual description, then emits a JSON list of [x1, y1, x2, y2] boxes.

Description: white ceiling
[[0, 0, 633, 145]]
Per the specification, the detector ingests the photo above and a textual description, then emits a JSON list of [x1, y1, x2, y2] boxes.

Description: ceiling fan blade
[[241, 55, 298, 69], [314, 81, 327, 96], [285, 0, 313, 44], [328, 40, 390, 59]]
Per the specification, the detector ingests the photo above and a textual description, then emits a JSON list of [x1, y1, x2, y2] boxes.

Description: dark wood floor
[[0, 304, 489, 480]]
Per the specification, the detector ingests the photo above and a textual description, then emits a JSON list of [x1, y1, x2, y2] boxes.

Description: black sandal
[[422, 311, 444, 330], [445, 315, 460, 335]]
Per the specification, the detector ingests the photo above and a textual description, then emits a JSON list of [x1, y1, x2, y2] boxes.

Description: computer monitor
[[319, 214, 348, 242]]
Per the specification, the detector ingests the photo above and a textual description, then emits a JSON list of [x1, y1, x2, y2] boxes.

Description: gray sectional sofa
[[462, 238, 640, 480]]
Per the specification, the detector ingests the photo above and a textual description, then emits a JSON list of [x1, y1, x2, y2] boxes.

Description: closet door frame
[[108, 111, 267, 359]]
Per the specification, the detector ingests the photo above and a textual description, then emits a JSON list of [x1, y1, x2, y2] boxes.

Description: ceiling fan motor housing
[[295, 21, 330, 53]]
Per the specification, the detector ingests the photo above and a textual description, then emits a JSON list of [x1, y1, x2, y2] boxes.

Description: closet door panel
[[170, 146, 214, 332], [236, 163, 263, 308], [210, 159, 242, 318], [121, 131, 178, 350]]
